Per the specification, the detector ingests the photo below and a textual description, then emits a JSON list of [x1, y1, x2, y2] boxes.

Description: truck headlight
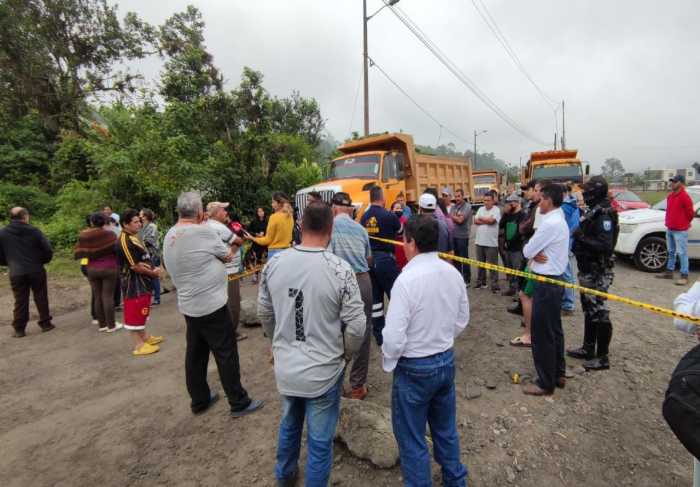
[[619, 223, 636, 234]]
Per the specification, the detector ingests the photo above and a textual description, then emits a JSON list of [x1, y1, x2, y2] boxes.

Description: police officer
[[567, 176, 619, 370], [360, 186, 401, 346]]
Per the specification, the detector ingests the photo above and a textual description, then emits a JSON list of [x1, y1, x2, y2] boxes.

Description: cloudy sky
[[112, 0, 700, 173]]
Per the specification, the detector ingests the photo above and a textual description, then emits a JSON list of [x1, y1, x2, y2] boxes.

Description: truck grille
[[295, 189, 336, 217]]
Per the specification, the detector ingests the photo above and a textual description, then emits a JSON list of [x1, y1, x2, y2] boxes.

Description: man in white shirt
[[521, 183, 570, 395], [206, 202, 246, 342], [474, 191, 501, 292], [382, 214, 469, 487]]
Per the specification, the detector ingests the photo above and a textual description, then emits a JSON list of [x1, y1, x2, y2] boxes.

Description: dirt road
[[0, 258, 696, 486]]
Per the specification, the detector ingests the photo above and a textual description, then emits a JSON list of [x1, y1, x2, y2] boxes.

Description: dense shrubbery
[[0, 183, 56, 221], [0, 2, 328, 247]]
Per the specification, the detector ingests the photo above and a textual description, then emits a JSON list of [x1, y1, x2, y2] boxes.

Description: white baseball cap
[[418, 193, 437, 210]]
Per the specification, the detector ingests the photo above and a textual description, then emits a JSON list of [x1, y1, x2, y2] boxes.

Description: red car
[[609, 188, 651, 212]]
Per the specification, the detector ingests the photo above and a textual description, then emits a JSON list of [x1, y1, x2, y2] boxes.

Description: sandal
[[510, 336, 532, 348]]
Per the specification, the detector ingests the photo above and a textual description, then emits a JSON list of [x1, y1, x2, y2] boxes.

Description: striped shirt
[[116, 231, 152, 299], [330, 214, 371, 273]]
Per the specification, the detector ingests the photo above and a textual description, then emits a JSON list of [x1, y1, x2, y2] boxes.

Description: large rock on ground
[[240, 298, 261, 327], [335, 398, 399, 468]]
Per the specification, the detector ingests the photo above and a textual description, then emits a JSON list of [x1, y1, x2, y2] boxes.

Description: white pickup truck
[[615, 186, 700, 272]]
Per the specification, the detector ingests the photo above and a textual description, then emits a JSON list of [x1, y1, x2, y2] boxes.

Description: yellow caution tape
[[227, 265, 263, 282], [370, 236, 700, 325]]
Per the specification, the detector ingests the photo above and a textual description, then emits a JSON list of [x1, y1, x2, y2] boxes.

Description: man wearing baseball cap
[[418, 192, 452, 253], [329, 192, 373, 400], [657, 174, 695, 285]]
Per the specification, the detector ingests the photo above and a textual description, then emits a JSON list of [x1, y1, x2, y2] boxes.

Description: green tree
[[158, 5, 222, 103], [0, 111, 54, 186], [0, 0, 155, 132], [601, 157, 625, 181]]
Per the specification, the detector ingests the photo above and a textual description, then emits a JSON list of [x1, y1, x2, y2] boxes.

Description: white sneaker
[[91, 319, 99, 325], [107, 323, 124, 333], [98, 326, 109, 332]]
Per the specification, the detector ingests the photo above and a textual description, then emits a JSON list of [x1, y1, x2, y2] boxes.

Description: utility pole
[[473, 129, 487, 168], [363, 0, 369, 137], [561, 100, 566, 150]]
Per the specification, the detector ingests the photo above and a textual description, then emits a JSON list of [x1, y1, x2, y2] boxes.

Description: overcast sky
[[112, 0, 700, 173]]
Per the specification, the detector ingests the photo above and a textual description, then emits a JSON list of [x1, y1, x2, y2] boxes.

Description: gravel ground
[[0, 256, 697, 486]]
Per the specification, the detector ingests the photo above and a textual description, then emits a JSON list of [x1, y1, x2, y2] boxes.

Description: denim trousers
[[666, 230, 689, 275], [452, 237, 471, 285], [275, 373, 343, 486], [151, 255, 161, 303], [392, 349, 467, 487], [561, 252, 577, 311]]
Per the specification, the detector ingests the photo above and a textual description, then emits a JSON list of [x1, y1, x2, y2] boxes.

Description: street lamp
[[363, 0, 401, 136], [473, 129, 487, 168]]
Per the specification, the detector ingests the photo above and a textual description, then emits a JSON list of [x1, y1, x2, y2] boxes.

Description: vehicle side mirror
[[585, 164, 590, 176]]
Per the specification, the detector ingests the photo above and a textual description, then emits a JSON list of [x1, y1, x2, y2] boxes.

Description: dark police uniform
[[360, 204, 401, 346], [570, 190, 619, 370]]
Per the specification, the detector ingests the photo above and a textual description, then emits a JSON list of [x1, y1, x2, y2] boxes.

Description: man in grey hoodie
[[258, 202, 366, 487]]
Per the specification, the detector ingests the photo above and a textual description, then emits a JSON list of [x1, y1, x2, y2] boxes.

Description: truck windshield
[[330, 155, 380, 179], [474, 175, 496, 185], [533, 164, 582, 183]]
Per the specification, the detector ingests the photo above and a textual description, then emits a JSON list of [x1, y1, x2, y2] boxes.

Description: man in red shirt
[[657, 175, 695, 285]]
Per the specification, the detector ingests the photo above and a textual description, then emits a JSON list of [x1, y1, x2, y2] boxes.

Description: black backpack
[[663, 343, 700, 459]]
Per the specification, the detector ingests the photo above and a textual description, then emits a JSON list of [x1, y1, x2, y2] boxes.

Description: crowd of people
[[2, 174, 700, 486]]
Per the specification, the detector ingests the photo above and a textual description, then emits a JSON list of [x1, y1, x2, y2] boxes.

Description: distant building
[[644, 167, 697, 190]]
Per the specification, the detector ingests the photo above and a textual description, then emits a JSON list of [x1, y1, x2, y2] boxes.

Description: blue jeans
[[561, 253, 576, 311], [151, 255, 161, 303], [392, 349, 467, 487], [369, 252, 399, 346], [666, 230, 689, 275], [275, 374, 343, 486]]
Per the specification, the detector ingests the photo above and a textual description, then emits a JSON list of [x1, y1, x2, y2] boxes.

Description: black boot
[[585, 320, 612, 371], [567, 317, 596, 360], [583, 355, 610, 370], [507, 301, 523, 316]]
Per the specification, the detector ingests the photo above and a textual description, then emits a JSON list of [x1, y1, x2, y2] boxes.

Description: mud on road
[[0, 258, 696, 486]]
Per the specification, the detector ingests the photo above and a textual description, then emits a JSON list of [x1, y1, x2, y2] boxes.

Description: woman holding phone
[[244, 192, 294, 259]]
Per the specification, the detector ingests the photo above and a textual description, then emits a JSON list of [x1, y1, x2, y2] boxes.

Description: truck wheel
[[633, 236, 668, 272]]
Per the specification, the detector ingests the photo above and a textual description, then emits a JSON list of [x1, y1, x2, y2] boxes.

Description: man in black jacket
[[0, 207, 55, 337]]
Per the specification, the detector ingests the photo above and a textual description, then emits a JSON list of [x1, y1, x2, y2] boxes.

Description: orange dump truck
[[472, 169, 504, 205], [295, 133, 473, 218], [521, 150, 589, 189]]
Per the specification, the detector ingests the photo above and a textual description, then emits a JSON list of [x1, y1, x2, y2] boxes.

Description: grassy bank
[[1, 250, 82, 283], [636, 191, 666, 206]]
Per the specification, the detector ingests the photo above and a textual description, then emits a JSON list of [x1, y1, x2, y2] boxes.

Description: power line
[[385, 2, 548, 146], [369, 56, 471, 147], [471, 0, 556, 109], [348, 68, 362, 137]]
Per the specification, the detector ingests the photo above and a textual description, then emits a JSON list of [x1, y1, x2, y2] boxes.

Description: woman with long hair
[[245, 192, 293, 259], [74, 212, 122, 332], [245, 207, 269, 282]]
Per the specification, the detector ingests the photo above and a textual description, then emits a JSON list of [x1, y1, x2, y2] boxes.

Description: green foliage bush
[[43, 181, 106, 248], [0, 183, 55, 221]]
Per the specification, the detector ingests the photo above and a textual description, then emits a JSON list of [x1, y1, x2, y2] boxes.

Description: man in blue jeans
[[560, 185, 580, 315], [382, 215, 469, 486], [258, 203, 367, 487], [657, 174, 695, 286]]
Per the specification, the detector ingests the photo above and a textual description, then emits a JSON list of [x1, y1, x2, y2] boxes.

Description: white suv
[[615, 186, 700, 272]]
